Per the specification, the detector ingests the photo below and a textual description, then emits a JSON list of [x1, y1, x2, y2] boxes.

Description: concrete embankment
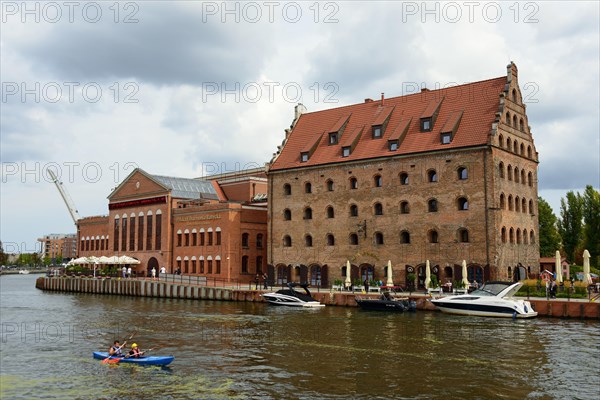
[[35, 277, 600, 319]]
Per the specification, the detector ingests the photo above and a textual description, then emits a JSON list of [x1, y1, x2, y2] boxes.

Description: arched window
[[305, 235, 313, 247], [256, 234, 263, 249], [374, 202, 383, 215], [428, 199, 438, 212], [507, 165, 513, 181], [521, 170, 526, 185], [326, 234, 335, 246], [458, 197, 468, 211], [374, 232, 384, 245], [506, 138, 512, 151], [429, 230, 439, 243], [428, 170, 438, 182], [457, 167, 468, 180], [242, 256, 249, 273], [374, 174, 382, 187], [326, 180, 334, 191], [499, 162, 505, 178], [500, 193, 506, 209], [349, 177, 358, 189], [505, 111, 511, 125], [242, 233, 249, 248], [512, 89, 517, 102], [514, 167, 519, 183], [508, 195, 514, 211], [498, 134, 504, 148], [520, 143, 525, 155], [349, 233, 359, 245], [400, 201, 410, 214], [283, 235, 292, 247], [512, 115, 517, 128], [459, 228, 469, 243], [326, 206, 334, 218], [509, 228, 515, 243], [527, 146, 532, 159], [501, 227, 507, 243], [304, 207, 313, 220], [515, 196, 520, 212], [305, 182, 312, 193], [520, 118, 525, 132], [522, 198, 527, 213], [399, 172, 409, 185], [283, 183, 291, 195], [523, 229, 528, 244], [283, 209, 291, 220], [530, 230, 535, 243], [350, 204, 358, 217], [528, 172, 533, 187], [516, 229, 522, 244], [529, 199, 534, 214], [400, 231, 410, 244]]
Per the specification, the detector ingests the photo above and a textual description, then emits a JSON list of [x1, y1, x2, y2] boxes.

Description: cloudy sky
[[1, 1, 599, 255]]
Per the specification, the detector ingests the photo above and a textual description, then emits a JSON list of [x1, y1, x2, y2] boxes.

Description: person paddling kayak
[[108, 340, 126, 357], [127, 343, 142, 358]]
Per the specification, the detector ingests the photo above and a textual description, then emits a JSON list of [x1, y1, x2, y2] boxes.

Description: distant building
[[77, 167, 267, 283], [267, 63, 539, 288], [37, 233, 77, 261], [539, 256, 570, 279]]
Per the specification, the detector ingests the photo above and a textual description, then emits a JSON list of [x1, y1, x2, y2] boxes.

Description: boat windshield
[[471, 282, 511, 296]]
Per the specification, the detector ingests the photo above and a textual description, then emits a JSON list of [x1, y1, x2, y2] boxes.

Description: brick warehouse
[[267, 63, 539, 289], [77, 167, 268, 283]]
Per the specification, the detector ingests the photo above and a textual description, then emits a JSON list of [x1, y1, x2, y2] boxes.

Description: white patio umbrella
[[98, 256, 111, 264], [583, 250, 593, 285], [345, 260, 352, 289], [462, 260, 470, 287], [83, 256, 99, 264], [386, 260, 394, 287], [424, 260, 431, 289], [105, 255, 121, 264], [555, 251, 563, 283], [118, 255, 141, 265]]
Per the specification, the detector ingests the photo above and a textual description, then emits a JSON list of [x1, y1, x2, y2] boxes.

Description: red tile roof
[[270, 76, 506, 171]]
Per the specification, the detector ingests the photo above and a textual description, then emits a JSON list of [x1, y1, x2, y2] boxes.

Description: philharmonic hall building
[[77, 168, 268, 282], [267, 63, 539, 288]]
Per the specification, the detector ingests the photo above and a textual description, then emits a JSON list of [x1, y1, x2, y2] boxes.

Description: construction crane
[[47, 169, 81, 225]]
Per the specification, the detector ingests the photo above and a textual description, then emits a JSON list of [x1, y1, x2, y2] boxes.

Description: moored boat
[[355, 292, 416, 312], [430, 281, 537, 318], [261, 282, 325, 307], [93, 351, 174, 366]]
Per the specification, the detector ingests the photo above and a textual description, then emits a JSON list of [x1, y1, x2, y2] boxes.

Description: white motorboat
[[430, 281, 537, 318], [18, 270, 30, 275], [261, 283, 325, 307]]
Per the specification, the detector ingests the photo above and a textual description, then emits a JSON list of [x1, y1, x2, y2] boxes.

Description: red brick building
[[267, 63, 539, 288], [38, 233, 77, 261], [78, 168, 267, 283]]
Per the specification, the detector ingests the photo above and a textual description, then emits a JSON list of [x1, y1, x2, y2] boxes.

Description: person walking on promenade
[[151, 267, 156, 280], [262, 273, 268, 289], [127, 267, 132, 278]]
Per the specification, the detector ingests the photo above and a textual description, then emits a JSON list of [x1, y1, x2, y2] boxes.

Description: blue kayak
[[93, 351, 174, 366]]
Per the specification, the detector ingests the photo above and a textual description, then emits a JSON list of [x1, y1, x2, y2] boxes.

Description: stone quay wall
[[35, 277, 599, 319]]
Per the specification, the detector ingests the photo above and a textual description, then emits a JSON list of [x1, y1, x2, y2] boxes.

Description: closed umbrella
[[555, 251, 563, 283], [583, 250, 593, 285], [424, 260, 431, 289], [386, 260, 394, 287], [462, 260, 470, 287], [345, 260, 352, 289]]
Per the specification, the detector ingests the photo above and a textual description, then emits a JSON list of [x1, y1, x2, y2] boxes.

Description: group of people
[[109, 340, 143, 358], [254, 273, 269, 289], [121, 266, 133, 278], [546, 279, 559, 299]]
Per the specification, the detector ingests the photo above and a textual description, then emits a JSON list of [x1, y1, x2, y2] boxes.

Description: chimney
[[421, 87, 429, 92], [381, 93, 385, 105], [364, 98, 373, 103]]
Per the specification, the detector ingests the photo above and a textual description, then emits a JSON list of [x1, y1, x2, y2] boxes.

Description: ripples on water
[[1, 275, 598, 399]]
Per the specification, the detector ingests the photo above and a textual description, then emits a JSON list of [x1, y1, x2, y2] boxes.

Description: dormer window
[[441, 133, 451, 144], [300, 152, 309, 162], [421, 118, 432, 132], [389, 140, 399, 151], [329, 133, 338, 145], [342, 147, 351, 157], [372, 125, 382, 138]]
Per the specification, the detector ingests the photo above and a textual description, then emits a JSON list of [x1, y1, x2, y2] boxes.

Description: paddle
[[101, 331, 137, 364], [107, 346, 162, 364]]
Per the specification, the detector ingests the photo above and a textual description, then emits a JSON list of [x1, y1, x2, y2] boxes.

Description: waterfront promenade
[[35, 276, 600, 319]]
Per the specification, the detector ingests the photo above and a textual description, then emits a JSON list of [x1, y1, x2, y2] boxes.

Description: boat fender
[[524, 305, 528, 313], [512, 311, 517, 320]]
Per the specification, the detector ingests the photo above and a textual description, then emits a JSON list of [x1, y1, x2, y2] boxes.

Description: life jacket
[[111, 345, 122, 356]]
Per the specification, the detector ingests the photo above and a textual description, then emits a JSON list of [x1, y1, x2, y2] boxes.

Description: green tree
[[43, 256, 52, 266], [55, 253, 63, 265], [538, 197, 561, 257], [0, 241, 8, 266], [582, 185, 600, 268], [558, 191, 583, 263]]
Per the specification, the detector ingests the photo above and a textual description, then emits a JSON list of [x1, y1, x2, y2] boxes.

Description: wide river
[[0, 274, 598, 399]]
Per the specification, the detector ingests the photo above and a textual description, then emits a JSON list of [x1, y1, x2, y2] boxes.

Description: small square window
[[421, 119, 431, 132], [300, 152, 309, 162], [441, 133, 451, 144], [389, 141, 398, 151], [373, 126, 382, 138], [342, 147, 350, 157], [329, 133, 338, 145]]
